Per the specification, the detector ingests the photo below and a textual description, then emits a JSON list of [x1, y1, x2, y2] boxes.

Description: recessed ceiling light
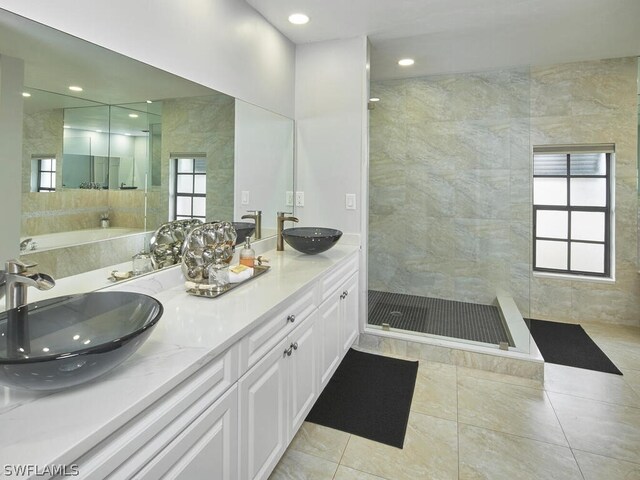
[[125, 133, 131, 136], [128, 113, 139, 118], [398, 58, 415, 66], [96, 130, 103, 133], [288, 13, 309, 25], [146, 100, 153, 104], [22, 92, 31, 97], [369, 97, 380, 102], [63, 125, 70, 129], [68, 85, 83, 92]]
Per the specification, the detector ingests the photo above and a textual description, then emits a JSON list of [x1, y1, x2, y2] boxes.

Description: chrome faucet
[[0, 259, 55, 310], [241, 210, 262, 240], [277, 212, 299, 251]]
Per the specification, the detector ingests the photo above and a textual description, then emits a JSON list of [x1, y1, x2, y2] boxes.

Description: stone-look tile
[[268, 449, 338, 480], [340, 411, 458, 480], [548, 391, 640, 463], [288, 422, 350, 464], [406, 341, 455, 365], [411, 362, 457, 421], [333, 466, 388, 480], [458, 424, 582, 480], [573, 449, 640, 480], [596, 341, 640, 371], [458, 376, 567, 446], [544, 363, 640, 407], [621, 368, 640, 397], [457, 366, 542, 390], [452, 350, 544, 382]]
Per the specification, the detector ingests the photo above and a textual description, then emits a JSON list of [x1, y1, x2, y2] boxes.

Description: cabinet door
[[134, 385, 238, 480], [288, 311, 318, 437], [340, 273, 359, 354], [239, 336, 289, 480], [318, 293, 341, 391]]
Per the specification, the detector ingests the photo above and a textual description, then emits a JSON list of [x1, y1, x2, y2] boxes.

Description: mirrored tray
[[186, 265, 270, 299]]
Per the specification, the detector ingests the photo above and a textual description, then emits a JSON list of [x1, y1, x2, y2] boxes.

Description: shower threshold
[[368, 290, 514, 347]]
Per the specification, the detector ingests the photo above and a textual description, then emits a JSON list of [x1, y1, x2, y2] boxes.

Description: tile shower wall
[[369, 68, 532, 313], [369, 56, 639, 326], [529, 57, 639, 326]]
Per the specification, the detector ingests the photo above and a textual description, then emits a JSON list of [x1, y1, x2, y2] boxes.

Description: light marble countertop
[[0, 244, 360, 474]]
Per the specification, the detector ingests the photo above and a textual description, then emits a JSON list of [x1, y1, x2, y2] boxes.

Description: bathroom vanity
[[0, 244, 360, 479]]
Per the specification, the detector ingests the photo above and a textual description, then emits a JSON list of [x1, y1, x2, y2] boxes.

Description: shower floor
[[368, 290, 513, 346]]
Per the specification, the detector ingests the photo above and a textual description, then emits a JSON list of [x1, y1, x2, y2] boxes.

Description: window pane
[[571, 242, 605, 273], [533, 178, 567, 205], [194, 158, 207, 174], [570, 153, 606, 176], [177, 158, 193, 173], [176, 196, 192, 216], [192, 197, 206, 217], [536, 240, 568, 270], [51, 159, 56, 170], [536, 210, 568, 239], [571, 211, 605, 241], [534, 154, 567, 175], [194, 174, 206, 194], [41, 159, 52, 170], [40, 172, 53, 188], [570, 178, 606, 206], [177, 175, 193, 193], [50, 173, 56, 186]]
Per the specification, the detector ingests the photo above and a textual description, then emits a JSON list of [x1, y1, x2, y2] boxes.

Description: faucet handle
[[5, 259, 37, 274]]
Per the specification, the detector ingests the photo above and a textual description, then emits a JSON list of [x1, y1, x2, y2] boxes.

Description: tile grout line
[[456, 419, 572, 450], [544, 389, 586, 480], [571, 447, 640, 468]]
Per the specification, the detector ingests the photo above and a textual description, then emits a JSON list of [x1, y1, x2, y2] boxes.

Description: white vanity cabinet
[[318, 255, 359, 390], [36, 247, 360, 480], [238, 312, 318, 480]]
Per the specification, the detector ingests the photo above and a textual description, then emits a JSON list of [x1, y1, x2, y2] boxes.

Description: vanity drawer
[[239, 285, 317, 374], [319, 252, 358, 302], [70, 344, 239, 479]]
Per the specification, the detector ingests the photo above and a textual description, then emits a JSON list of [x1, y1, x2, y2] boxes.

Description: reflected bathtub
[[21, 228, 144, 253]]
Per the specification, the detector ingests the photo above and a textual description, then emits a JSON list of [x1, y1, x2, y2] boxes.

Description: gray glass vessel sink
[[232, 222, 256, 245], [0, 291, 163, 391], [282, 227, 343, 255]]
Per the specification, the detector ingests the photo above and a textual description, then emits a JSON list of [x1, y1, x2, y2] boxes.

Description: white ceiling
[[246, 0, 640, 79]]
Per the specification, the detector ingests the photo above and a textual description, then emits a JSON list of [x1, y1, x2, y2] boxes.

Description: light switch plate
[[345, 193, 356, 210], [286, 191, 294, 206], [241, 190, 249, 205], [295, 191, 304, 207]]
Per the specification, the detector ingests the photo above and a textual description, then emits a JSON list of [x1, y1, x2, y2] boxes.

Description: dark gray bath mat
[[527, 319, 622, 375], [306, 349, 418, 448]]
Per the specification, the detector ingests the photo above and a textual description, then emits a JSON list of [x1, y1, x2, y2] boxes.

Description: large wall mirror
[[0, 8, 294, 278]]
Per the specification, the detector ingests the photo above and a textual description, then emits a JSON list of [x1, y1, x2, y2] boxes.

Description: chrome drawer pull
[[287, 314, 296, 323]]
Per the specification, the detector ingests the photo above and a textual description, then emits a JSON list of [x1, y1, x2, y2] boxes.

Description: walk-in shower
[[367, 66, 532, 353]]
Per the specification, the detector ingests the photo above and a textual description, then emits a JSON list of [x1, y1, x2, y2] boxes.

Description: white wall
[[234, 100, 294, 231], [0, 55, 24, 261], [295, 37, 368, 234], [0, 0, 295, 117]]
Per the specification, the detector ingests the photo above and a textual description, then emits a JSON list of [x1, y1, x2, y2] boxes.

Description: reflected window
[[173, 157, 206, 221], [37, 158, 56, 192], [533, 146, 612, 277]]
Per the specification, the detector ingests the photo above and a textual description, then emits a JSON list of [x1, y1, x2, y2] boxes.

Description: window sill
[[533, 271, 615, 284]]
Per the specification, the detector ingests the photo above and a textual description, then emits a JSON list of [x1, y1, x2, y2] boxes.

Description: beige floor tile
[[548, 391, 640, 463], [544, 363, 640, 407], [573, 449, 640, 480], [340, 411, 458, 480], [268, 449, 338, 480], [333, 465, 389, 480], [582, 323, 640, 344], [457, 365, 543, 389], [410, 361, 457, 421], [622, 368, 640, 396], [288, 422, 350, 464], [598, 341, 640, 371], [458, 423, 582, 480], [458, 375, 568, 446]]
